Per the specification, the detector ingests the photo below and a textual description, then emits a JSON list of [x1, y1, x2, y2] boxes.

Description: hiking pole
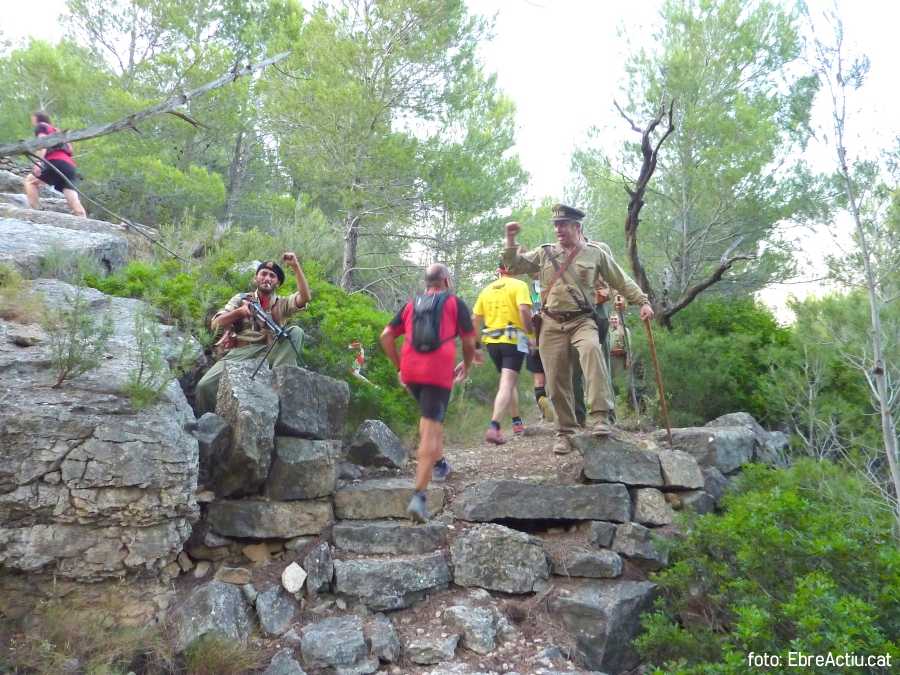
[[643, 317, 672, 447]]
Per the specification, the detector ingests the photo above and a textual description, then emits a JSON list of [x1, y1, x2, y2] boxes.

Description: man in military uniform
[[503, 204, 653, 454], [195, 254, 311, 414]]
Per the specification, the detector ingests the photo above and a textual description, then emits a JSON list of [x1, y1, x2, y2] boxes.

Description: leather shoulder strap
[[541, 245, 580, 306]]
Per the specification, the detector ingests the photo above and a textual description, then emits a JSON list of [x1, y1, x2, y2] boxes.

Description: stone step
[[334, 478, 445, 520], [332, 519, 449, 555], [206, 499, 333, 539], [452, 479, 631, 523], [333, 551, 451, 610], [0, 192, 71, 213], [0, 217, 128, 279]]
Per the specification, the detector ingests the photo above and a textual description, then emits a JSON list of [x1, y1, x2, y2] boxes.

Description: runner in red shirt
[[24, 111, 87, 217], [380, 263, 477, 521]]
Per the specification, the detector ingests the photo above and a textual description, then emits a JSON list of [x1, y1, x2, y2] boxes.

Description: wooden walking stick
[[643, 317, 673, 447]]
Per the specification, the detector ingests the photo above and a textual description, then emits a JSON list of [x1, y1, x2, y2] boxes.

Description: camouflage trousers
[[195, 326, 303, 414]]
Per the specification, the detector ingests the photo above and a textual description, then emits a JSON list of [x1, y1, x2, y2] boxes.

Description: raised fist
[[505, 221, 521, 238], [282, 252, 298, 266]]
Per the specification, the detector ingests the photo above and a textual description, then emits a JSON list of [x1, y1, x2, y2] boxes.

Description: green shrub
[[629, 298, 791, 426], [44, 287, 114, 388], [636, 459, 900, 674], [86, 229, 419, 434]]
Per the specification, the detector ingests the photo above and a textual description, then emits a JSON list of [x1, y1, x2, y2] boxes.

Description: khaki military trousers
[[195, 326, 303, 414], [539, 315, 613, 436]]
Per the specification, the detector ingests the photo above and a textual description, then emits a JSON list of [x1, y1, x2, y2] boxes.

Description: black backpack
[[411, 292, 451, 353]]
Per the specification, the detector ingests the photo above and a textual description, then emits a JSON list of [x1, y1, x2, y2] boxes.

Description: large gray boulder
[[442, 605, 498, 655], [212, 361, 278, 497], [406, 635, 459, 665], [347, 419, 407, 468], [453, 480, 631, 523], [583, 521, 617, 548], [303, 542, 334, 594], [255, 585, 298, 636], [706, 411, 788, 467], [632, 488, 675, 526], [657, 450, 704, 490], [262, 649, 307, 675], [611, 522, 669, 570], [300, 615, 368, 670], [334, 552, 451, 610], [366, 614, 401, 663], [334, 479, 445, 520], [169, 581, 254, 653], [575, 436, 664, 486], [547, 547, 623, 579], [659, 426, 755, 474], [551, 580, 657, 672], [702, 466, 730, 503], [273, 366, 350, 439], [265, 438, 339, 500], [206, 500, 333, 539], [333, 520, 448, 555], [193, 413, 230, 487], [0, 217, 128, 279], [0, 281, 199, 580], [451, 524, 549, 594]]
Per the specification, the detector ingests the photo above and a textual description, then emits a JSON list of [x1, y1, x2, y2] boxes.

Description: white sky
[[3, 0, 897, 320]]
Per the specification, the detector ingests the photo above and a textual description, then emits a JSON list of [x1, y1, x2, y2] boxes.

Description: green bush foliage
[[43, 287, 114, 388], [628, 298, 791, 426], [636, 460, 900, 674], [86, 229, 419, 434]]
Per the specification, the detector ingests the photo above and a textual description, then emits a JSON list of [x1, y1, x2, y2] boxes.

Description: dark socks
[[534, 387, 546, 403], [512, 416, 523, 425], [434, 458, 447, 469], [489, 420, 500, 430]]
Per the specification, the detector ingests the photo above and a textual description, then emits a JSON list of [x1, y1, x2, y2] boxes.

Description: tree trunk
[[341, 214, 361, 292], [616, 100, 675, 320], [222, 128, 251, 231]]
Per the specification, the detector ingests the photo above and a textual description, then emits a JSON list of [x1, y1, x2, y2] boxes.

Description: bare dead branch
[[662, 254, 754, 321], [0, 52, 290, 157], [621, 100, 676, 314]]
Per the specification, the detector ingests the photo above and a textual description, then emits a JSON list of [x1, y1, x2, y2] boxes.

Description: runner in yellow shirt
[[472, 262, 534, 444]]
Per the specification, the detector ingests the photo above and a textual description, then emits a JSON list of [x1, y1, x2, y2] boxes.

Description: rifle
[[241, 294, 303, 380]]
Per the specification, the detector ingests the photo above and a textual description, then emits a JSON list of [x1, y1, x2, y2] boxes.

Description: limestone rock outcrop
[[0, 281, 200, 580]]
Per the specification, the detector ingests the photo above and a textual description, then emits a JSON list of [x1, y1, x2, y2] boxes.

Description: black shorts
[[407, 384, 451, 422], [526, 349, 544, 374], [37, 159, 77, 193], [486, 343, 525, 373]]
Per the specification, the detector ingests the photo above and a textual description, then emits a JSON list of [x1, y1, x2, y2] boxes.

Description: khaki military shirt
[[213, 289, 306, 346], [503, 241, 648, 313]]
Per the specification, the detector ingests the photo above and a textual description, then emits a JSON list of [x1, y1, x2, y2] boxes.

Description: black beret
[[256, 260, 285, 284]]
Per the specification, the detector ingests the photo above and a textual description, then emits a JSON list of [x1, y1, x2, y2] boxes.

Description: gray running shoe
[[406, 493, 430, 523], [432, 458, 452, 482]]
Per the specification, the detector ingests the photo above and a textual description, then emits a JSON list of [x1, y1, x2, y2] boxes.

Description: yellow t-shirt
[[472, 276, 532, 345]]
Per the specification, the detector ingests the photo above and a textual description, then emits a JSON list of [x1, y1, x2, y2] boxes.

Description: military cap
[[256, 260, 285, 284], [550, 203, 586, 223]]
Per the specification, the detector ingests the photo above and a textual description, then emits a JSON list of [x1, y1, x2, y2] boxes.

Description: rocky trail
[[0, 173, 788, 674]]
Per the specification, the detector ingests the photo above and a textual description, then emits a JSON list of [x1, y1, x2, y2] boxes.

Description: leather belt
[[543, 308, 589, 322]]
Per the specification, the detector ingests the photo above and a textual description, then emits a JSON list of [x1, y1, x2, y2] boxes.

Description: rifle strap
[[541, 246, 581, 308]]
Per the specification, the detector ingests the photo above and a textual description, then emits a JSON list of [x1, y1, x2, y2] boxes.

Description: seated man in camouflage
[[195, 253, 311, 414]]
